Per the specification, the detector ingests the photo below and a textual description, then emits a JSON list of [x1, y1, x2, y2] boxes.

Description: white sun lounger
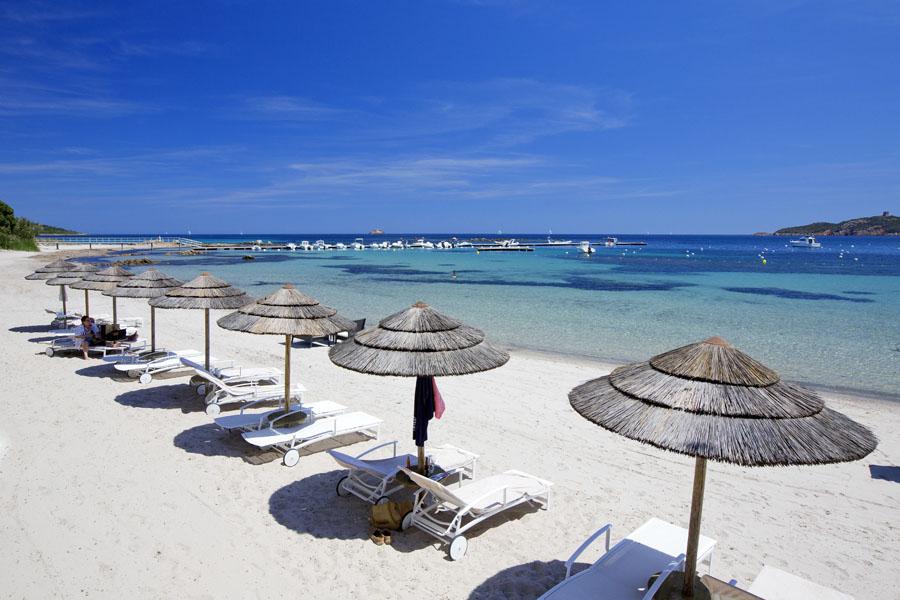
[[241, 411, 382, 467], [330, 442, 479, 504], [214, 400, 347, 432], [537, 518, 717, 599], [180, 357, 283, 397], [400, 467, 553, 561], [747, 565, 854, 600], [113, 349, 231, 384], [45, 329, 146, 358], [201, 377, 306, 416]]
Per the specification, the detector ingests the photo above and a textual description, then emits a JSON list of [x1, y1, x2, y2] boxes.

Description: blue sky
[[1, 1, 898, 234]]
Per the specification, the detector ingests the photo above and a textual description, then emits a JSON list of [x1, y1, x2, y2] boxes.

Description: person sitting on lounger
[[74, 316, 103, 359]]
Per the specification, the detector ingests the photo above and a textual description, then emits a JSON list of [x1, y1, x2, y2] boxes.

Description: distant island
[[0, 200, 79, 251], [773, 212, 899, 236]]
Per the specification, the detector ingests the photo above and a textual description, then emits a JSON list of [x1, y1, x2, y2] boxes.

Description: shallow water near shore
[[86, 234, 900, 398]]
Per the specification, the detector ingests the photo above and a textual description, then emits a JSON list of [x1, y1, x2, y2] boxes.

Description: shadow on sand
[[9, 325, 54, 334], [467, 559, 577, 599], [870, 465, 900, 483], [114, 383, 202, 412]]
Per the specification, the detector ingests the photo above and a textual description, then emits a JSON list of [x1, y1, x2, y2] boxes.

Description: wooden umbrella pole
[[204, 308, 210, 370], [151, 306, 156, 351], [112, 297, 117, 326], [62, 291, 67, 324], [417, 444, 426, 475], [84, 290, 90, 316], [284, 334, 291, 412], [682, 456, 708, 597]]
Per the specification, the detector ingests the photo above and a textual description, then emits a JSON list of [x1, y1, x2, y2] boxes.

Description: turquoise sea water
[[86, 234, 900, 398]]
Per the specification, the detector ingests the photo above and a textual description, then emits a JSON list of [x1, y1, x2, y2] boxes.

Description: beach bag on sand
[[370, 500, 413, 531]]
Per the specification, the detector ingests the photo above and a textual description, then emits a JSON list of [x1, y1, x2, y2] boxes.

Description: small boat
[[313, 240, 326, 251], [455, 241, 473, 248], [286, 243, 297, 251], [335, 243, 347, 250], [789, 236, 822, 248], [351, 238, 365, 250], [423, 241, 435, 249], [497, 239, 520, 248], [579, 241, 595, 254], [299, 240, 313, 251], [369, 242, 381, 250], [408, 238, 427, 249], [604, 237, 617, 247], [390, 240, 405, 249], [547, 237, 574, 246]]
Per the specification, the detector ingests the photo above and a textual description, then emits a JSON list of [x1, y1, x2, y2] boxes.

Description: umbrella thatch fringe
[[218, 312, 353, 336], [237, 304, 338, 319], [103, 269, 183, 298], [70, 280, 118, 291], [329, 338, 509, 377], [217, 284, 354, 336], [650, 337, 779, 386], [150, 295, 252, 310], [608, 362, 823, 418], [355, 325, 485, 352], [569, 377, 877, 466]]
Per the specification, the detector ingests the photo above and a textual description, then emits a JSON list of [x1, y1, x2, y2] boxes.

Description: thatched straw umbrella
[[329, 301, 509, 473], [218, 283, 355, 415], [25, 258, 77, 280], [45, 263, 99, 318], [568, 337, 877, 599], [149, 272, 251, 370], [103, 269, 183, 351], [25, 259, 78, 322], [69, 265, 133, 321]]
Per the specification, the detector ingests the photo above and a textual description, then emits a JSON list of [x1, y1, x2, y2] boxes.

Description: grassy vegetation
[[776, 214, 900, 236], [0, 200, 73, 251]]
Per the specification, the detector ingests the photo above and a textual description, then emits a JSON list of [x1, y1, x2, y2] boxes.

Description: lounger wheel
[[45, 347, 54, 357], [335, 476, 351, 497], [283, 449, 300, 468], [139, 373, 152, 385], [448, 535, 468, 561], [400, 511, 414, 531], [205, 403, 221, 417], [195, 383, 207, 396]]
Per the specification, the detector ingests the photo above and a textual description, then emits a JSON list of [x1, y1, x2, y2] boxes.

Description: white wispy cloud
[[235, 95, 350, 121]]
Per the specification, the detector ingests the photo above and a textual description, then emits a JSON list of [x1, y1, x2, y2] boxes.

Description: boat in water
[[547, 237, 574, 246], [579, 241, 595, 254], [790, 235, 822, 248], [351, 238, 365, 250]]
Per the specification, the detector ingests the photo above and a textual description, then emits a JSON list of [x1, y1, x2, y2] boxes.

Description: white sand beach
[[1, 250, 897, 599]]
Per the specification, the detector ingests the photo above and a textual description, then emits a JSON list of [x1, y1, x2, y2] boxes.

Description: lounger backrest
[[328, 449, 378, 474], [180, 357, 229, 387], [401, 468, 468, 508]]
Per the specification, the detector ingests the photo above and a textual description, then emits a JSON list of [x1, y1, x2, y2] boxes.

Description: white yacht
[[789, 235, 822, 248], [604, 237, 617, 247], [455, 241, 473, 248], [579, 241, 595, 254], [369, 242, 381, 250], [299, 240, 313, 251], [351, 238, 365, 250], [335, 242, 347, 250], [313, 240, 326, 251], [390, 240, 405, 249], [423, 241, 435, 249]]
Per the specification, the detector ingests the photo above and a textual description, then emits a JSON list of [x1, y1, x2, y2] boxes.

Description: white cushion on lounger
[[241, 411, 381, 448]]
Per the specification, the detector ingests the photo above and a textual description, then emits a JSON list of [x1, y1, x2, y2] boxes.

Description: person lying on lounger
[[74, 316, 103, 359]]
